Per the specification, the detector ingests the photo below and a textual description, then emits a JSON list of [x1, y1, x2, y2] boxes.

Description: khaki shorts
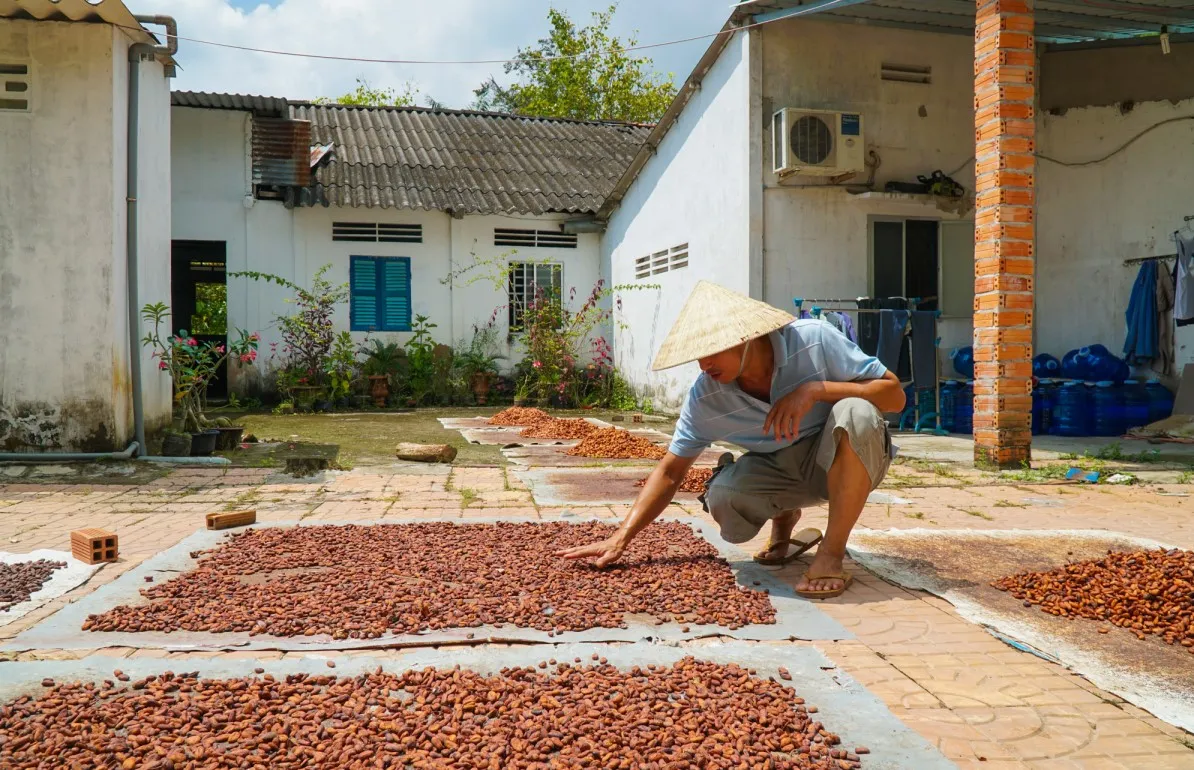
[[698, 398, 893, 544]]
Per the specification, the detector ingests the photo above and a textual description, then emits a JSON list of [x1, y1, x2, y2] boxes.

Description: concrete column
[[973, 0, 1036, 469]]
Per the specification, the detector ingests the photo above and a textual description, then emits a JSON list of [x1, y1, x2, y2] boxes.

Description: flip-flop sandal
[[753, 528, 823, 566], [795, 571, 854, 600]]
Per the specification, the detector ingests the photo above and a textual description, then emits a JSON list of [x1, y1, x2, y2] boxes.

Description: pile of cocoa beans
[[635, 467, 716, 494], [0, 559, 65, 612], [566, 427, 667, 459], [992, 548, 1194, 650], [2, 660, 867, 769], [83, 521, 774, 638], [488, 407, 552, 427], [519, 418, 597, 440]]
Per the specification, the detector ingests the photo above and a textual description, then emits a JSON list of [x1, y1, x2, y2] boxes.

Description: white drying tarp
[[0, 551, 103, 628]]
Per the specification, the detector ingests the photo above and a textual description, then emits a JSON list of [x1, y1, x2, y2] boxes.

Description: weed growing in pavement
[[993, 499, 1027, 508], [1177, 471, 1194, 485], [459, 488, 479, 507], [961, 509, 995, 520], [905, 511, 926, 520]]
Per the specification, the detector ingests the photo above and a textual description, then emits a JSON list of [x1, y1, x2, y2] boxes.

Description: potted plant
[[142, 303, 259, 456], [361, 339, 404, 407], [513, 376, 531, 407], [457, 320, 505, 406]]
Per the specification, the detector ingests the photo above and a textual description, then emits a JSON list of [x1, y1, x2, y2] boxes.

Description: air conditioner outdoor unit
[[772, 108, 865, 177]]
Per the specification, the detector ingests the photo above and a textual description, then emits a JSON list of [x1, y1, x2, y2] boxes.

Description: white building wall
[[602, 31, 755, 409], [1036, 99, 1194, 380], [0, 20, 172, 451], [758, 19, 977, 375], [171, 107, 602, 389]]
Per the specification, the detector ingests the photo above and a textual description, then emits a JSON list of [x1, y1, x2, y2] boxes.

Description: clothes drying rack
[[793, 297, 946, 434]]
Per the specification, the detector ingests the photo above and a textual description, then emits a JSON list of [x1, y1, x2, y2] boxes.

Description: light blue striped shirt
[[669, 320, 888, 457]]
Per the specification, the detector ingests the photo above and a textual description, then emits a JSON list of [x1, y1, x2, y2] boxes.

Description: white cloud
[[131, 0, 732, 108]]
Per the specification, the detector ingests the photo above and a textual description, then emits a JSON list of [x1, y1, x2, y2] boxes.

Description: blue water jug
[[1092, 381, 1121, 437], [1060, 349, 1086, 380], [1121, 380, 1151, 433], [1145, 379, 1175, 423], [951, 346, 975, 379], [940, 381, 959, 433], [955, 381, 974, 434], [1033, 354, 1061, 378], [1032, 380, 1057, 435], [1052, 382, 1092, 436]]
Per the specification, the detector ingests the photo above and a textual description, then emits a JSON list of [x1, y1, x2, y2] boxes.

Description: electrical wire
[[112, 0, 1016, 68], [938, 115, 1194, 175], [1037, 115, 1194, 165]]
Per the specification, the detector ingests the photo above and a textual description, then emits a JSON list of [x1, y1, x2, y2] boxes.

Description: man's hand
[[764, 382, 821, 441], [555, 534, 626, 568]]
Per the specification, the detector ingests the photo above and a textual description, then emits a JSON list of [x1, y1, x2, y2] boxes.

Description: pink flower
[[533, 361, 542, 369], [248, 350, 257, 361], [250, 332, 260, 341], [187, 338, 197, 347], [215, 344, 226, 354], [158, 360, 168, 370], [239, 353, 252, 364]]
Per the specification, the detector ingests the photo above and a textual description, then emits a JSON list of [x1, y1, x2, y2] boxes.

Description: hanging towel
[[910, 311, 938, 390], [830, 311, 858, 344], [877, 309, 909, 373], [857, 298, 880, 355], [1123, 261, 1158, 366], [1157, 262, 1175, 377], [1176, 231, 1194, 326]]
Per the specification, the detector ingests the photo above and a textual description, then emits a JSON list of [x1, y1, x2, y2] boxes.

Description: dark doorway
[[869, 219, 940, 380], [171, 241, 228, 400]]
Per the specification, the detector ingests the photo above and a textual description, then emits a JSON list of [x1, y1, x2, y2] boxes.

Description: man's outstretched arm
[[555, 451, 699, 567]]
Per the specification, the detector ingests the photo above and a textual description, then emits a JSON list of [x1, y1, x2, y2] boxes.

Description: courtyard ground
[[1, 410, 1193, 768]]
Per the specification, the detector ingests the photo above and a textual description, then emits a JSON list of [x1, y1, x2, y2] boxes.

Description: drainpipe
[[126, 16, 178, 457]]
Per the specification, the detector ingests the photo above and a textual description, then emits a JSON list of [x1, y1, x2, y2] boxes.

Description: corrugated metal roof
[[290, 103, 652, 215], [744, 0, 1194, 44], [0, 0, 156, 44], [171, 91, 290, 116]]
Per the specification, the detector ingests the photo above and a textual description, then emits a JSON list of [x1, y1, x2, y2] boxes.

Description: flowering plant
[[141, 302, 259, 433]]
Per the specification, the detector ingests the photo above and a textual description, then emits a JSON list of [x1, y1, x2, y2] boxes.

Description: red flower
[[158, 361, 168, 370]]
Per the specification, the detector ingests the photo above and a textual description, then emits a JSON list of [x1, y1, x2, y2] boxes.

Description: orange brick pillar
[[973, 0, 1035, 469]]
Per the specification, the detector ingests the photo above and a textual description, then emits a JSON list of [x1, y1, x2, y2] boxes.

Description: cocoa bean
[[1, 660, 869, 769], [993, 548, 1194, 652], [83, 521, 775, 637]]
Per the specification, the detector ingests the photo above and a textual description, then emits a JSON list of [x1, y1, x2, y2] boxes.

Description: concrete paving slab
[[848, 528, 1194, 733], [3, 515, 851, 652], [517, 466, 908, 507], [0, 643, 955, 770]]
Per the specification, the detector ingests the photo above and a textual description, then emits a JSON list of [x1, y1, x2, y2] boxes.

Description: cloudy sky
[[133, 0, 735, 108]]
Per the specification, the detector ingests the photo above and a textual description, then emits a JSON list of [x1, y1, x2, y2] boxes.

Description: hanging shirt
[[668, 320, 888, 457], [1176, 231, 1194, 326]]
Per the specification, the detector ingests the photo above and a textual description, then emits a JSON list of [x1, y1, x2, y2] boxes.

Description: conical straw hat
[[651, 281, 795, 371]]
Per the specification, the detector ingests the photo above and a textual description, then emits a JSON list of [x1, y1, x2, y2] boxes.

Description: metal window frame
[[507, 260, 564, 332]]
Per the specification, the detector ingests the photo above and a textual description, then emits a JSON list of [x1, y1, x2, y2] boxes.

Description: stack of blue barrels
[[955, 381, 974, 434], [1053, 382, 1092, 436], [1146, 379, 1175, 423], [945, 344, 1170, 438], [940, 381, 958, 433]]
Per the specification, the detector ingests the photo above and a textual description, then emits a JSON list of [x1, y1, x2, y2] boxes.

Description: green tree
[[472, 5, 676, 123], [316, 77, 421, 107]]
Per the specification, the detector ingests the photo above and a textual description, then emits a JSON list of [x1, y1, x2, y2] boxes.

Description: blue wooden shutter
[[380, 258, 411, 331], [350, 256, 379, 330]]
